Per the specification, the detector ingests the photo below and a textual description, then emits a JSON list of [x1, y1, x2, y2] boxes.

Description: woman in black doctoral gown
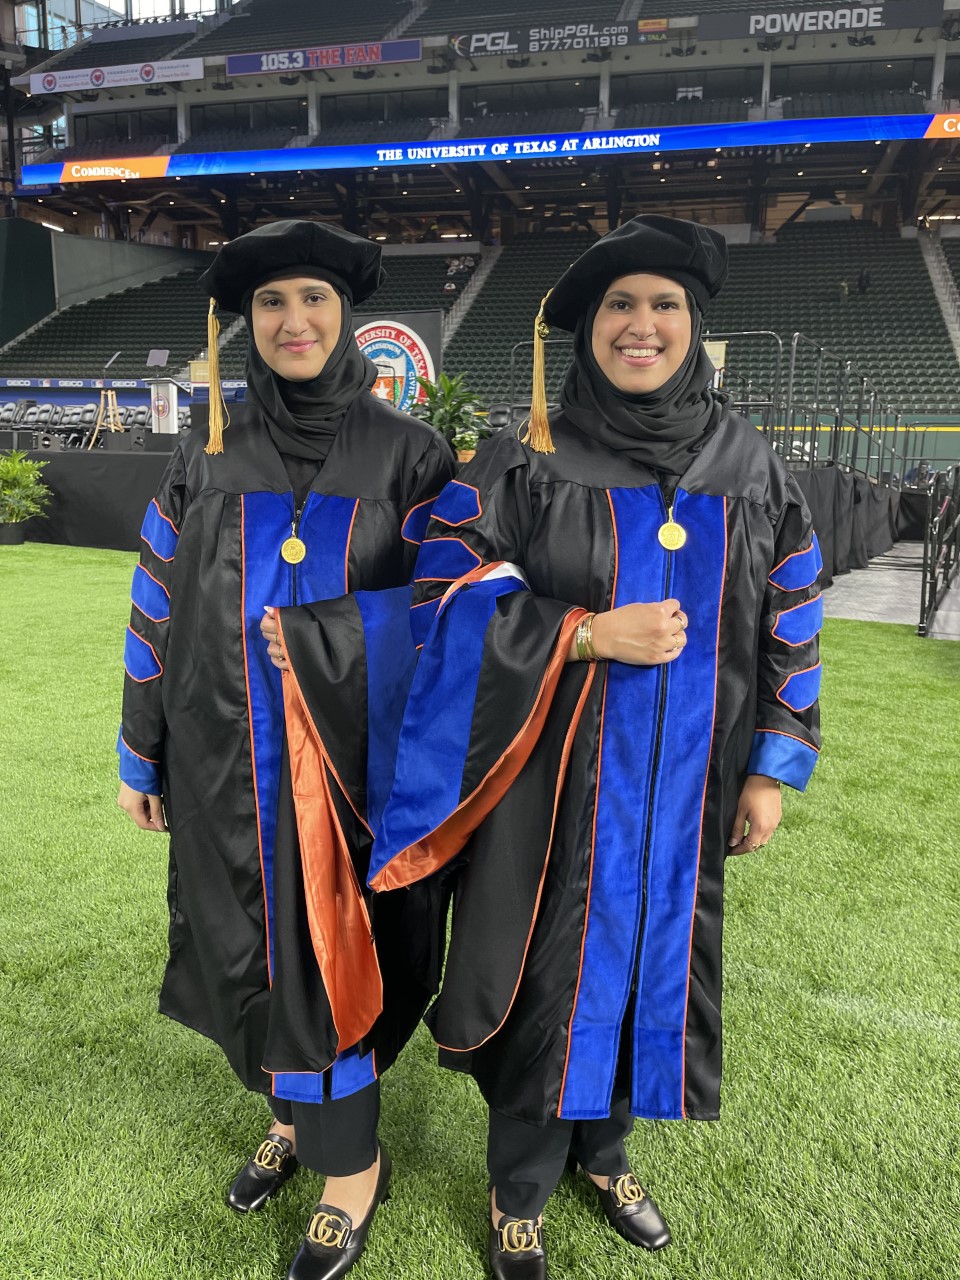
[[364, 215, 823, 1279], [117, 219, 455, 1280]]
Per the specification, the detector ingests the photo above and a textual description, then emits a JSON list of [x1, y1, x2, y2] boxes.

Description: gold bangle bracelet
[[576, 613, 599, 662]]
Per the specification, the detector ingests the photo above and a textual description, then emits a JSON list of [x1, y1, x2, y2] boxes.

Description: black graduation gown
[[368, 409, 822, 1124], [118, 394, 455, 1103]]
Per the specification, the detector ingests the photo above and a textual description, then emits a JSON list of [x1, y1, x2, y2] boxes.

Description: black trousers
[[269, 1080, 380, 1177], [489, 1006, 637, 1219], [487, 1086, 634, 1219]]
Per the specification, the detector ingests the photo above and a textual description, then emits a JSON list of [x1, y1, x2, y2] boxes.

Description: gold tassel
[[520, 291, 555, 454], [204, 297, 230, 456]]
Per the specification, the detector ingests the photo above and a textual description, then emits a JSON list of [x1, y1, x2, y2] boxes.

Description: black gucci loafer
[[287, 1148, 392, 1280], [226, 1133, 298, 1214], [488, 1215, 547, 1280], [577, 1167, 671, 1252]]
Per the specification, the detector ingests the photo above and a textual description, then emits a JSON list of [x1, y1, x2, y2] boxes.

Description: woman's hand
[[260, 606, 288, 671], [117, 782, 167, 832], [727, 774, 782, 855], [586, 599, 688, 665]]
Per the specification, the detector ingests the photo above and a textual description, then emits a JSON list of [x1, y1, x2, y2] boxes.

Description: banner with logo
[[21, 113, 960, 187], [449, 22, 635, 57], [226, 38, 421, 76], [695, 0, 943, 39], [31, 58, 204, 94], [355, 311, 442, 413]]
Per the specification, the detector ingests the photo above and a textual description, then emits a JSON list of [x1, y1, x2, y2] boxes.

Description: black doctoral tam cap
[[522, 215, 728, 454], [199, 218, 385, 315], [543, 214, 728, 333], [197, 220, 385, 455]]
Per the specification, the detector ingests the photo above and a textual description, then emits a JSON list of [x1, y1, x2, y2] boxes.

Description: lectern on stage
[[144, 348, 184, 434]]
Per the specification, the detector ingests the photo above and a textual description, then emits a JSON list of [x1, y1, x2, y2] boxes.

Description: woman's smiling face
[[250, 276, 342, 381], [590, 272, 693, 394]]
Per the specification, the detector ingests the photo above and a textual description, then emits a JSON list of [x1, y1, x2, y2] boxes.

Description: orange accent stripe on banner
[[60, 155, 172, 183], [925, 114, 960, 139]]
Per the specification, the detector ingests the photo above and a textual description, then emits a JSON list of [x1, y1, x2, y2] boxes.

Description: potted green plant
[[0, 450, 52, 545], [412, 372, 489, 462]]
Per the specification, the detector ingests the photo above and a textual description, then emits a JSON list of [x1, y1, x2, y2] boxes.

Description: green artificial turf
[[1, 543, 959, 1280]]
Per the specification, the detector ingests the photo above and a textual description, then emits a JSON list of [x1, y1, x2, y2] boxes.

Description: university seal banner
[[696, 0, 943, 39], [354, 312, 441, 413], [30, 58, 204, 94]]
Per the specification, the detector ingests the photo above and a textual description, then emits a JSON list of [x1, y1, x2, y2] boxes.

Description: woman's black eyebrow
[[605, 287, 683, 301], [253, 283, 330, 298]]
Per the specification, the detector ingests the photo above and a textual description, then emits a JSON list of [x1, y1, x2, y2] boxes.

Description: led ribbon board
[[19, 114, 960, 187]]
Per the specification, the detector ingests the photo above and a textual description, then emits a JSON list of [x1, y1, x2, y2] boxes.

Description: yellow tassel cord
[[204, 297, 230, 456], [520, 291, 555, 455]]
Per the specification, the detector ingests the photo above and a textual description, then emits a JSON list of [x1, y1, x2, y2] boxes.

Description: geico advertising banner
[[696, 0, 943, 39], [30, 57, 204, 94], [226, 38, 422, 76], [21, 113, 960, 187]]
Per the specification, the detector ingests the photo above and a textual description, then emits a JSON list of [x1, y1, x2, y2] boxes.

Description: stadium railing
[[919, 465, 960, 635]]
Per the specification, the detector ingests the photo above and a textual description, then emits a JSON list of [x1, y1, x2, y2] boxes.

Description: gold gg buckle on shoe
[[611, 1174, 646, 1208], [498, 1221, 543, 1254], [307, 1210, 351, 1250], [253, 1139, 287, 1173]]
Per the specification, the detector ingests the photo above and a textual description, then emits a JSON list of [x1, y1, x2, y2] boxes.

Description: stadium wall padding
[[51, 237, 212, 311], [0, 221, 55, 348]]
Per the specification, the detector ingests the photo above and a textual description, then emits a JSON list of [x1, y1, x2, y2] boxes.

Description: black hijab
[[243, 275, 376, 463], [560, 290, 725, 478]]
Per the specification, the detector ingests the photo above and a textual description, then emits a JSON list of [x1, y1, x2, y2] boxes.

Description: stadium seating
[[0, 270, 235, 380], [442, 231, 596, 405], [310, 118, 436, 147], [3, 228, 953, 417], [781, 90, 928, 118], [175, 127, 299, 155], [407, 0, 621, 37], [939, 238, 960, 297], [435, 224, 959, 415], [37, 136, 170, 163], [459, 108, 584, 137], [356, 252, 477, 315], [704, 223, 959, 416], [36, 30, 191, 72], [184, 0, 411, 57], [617, 98, 746, 127]]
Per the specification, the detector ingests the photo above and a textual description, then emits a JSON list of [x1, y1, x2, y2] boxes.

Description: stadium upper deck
[[8, 1, 960, 251]]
